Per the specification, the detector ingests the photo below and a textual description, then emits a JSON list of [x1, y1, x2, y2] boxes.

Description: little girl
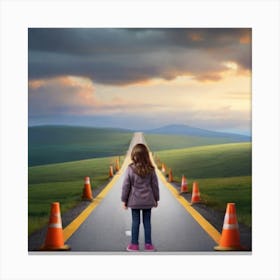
[[121, 143, 159, 252]]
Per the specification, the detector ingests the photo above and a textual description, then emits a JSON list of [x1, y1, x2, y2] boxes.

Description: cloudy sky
[[28, 28, 251, 135]]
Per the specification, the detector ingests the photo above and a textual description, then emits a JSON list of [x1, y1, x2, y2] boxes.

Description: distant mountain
[[145, 124, 251, 141]]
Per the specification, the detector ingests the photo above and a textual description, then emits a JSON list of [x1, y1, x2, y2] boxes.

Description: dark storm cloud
[[28, 28, 251, 85]]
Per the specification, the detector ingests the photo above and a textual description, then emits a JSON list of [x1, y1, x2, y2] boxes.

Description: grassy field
[[196, 176, 252, 226], [29, 126, 248, 166], [145, 133, 249, 152], [154, 142, 251, 179], [29, 126, 132, 166], [28, 128, 252, 234], [154, 142, 252, 227], [28, 155, 123, 235]]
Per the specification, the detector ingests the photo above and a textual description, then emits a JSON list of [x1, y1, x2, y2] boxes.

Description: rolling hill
[[154, 142, 252, 226], [28, 126, 133, 166], [145, 132, 250, 152], [29, 125, 251, 166], [28, 141, 252, 234], [154, 142, 252, 179]]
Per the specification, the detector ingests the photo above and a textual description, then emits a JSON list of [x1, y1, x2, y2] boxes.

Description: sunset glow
[[28, 28, 251, 135]]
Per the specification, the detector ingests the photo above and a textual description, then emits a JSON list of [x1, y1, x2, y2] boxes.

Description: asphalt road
[[65, 133, 217, 252]]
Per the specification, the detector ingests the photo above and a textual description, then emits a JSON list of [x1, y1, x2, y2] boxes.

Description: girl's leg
[[142, 209, 152, 244], [131, 209, 140, 245]]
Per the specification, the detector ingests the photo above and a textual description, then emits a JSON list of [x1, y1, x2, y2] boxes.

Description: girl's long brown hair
[[131, 143, 154, 177]]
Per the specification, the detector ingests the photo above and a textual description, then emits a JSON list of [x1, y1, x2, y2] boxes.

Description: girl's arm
[[151, 170, 160, 202], [121, 167, 131, 206]]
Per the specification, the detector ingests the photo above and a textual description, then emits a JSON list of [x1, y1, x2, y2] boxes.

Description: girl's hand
[[122, 202, 128, 210], [154, 201, 158, 208]]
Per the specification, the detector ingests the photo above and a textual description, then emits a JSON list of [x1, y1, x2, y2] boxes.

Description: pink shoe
[[144, 244, 156, 252], [126, 244, 139, 252]]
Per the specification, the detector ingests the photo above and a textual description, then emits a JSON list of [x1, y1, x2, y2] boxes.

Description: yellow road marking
[[63, 157, 130, 242], [62, 145, 221, 245], [156, 169, 221, 245]]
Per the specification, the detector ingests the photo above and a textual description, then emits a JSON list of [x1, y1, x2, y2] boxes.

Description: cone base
[[82, 197, 94, 201], [214, 245, 244, 251], [40, 244, 71, 251], [190, 201, 201, 205]]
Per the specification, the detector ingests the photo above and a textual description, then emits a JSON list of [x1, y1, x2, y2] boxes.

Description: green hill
[[155, 142, 252, 179], [28, 129, 252, 233], [29, 126, 248, 167], [28, 126, 132, 166], [154, 143, 252, 226], [145, 133, 249, 152]]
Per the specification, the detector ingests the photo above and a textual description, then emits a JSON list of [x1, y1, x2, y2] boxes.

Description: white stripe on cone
[[224, 213, 236, 220], [223, 223, 239, 230], [48, 223, 62, 229]]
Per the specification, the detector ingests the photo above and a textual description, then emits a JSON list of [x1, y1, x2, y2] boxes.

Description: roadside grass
[[154, 143, 252, 227], [190, 176, 251, 227], [154, 142, 252, 179], [28, 156, 124, 235], [29, 156, 122, 184], [29, 137, 252, 235], [29, 181, 87, 234]]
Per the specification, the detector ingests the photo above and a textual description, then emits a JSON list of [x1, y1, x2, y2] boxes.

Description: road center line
[[62, 135, 221, 246]]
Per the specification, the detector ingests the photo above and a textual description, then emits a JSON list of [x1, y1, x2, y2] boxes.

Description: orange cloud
[[194, 72, 223, 82], [28, 76, 103, 115], [29, 75, 154, 115], [189, 32, 204, 42], [28, 79, 47, 89], [239, 34, 251, 44]]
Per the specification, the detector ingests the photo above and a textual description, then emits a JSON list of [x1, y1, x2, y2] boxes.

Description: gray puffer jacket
[[121, 164, 159, 209]]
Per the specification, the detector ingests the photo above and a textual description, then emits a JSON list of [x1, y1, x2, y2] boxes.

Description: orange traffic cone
[[109, 165, 114, 178], [214, 203, 243, 251], [191, 181, 201, 204], [82, 176, 93, 201], [161, 163, 166, 173], [115, 157, 120, 172], [180, 175, 188, 193], [168, 168, 173, 182], [41, 202, 70, 251]]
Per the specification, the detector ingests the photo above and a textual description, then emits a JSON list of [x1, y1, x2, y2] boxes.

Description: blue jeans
[[131, 209, 152, 245]]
